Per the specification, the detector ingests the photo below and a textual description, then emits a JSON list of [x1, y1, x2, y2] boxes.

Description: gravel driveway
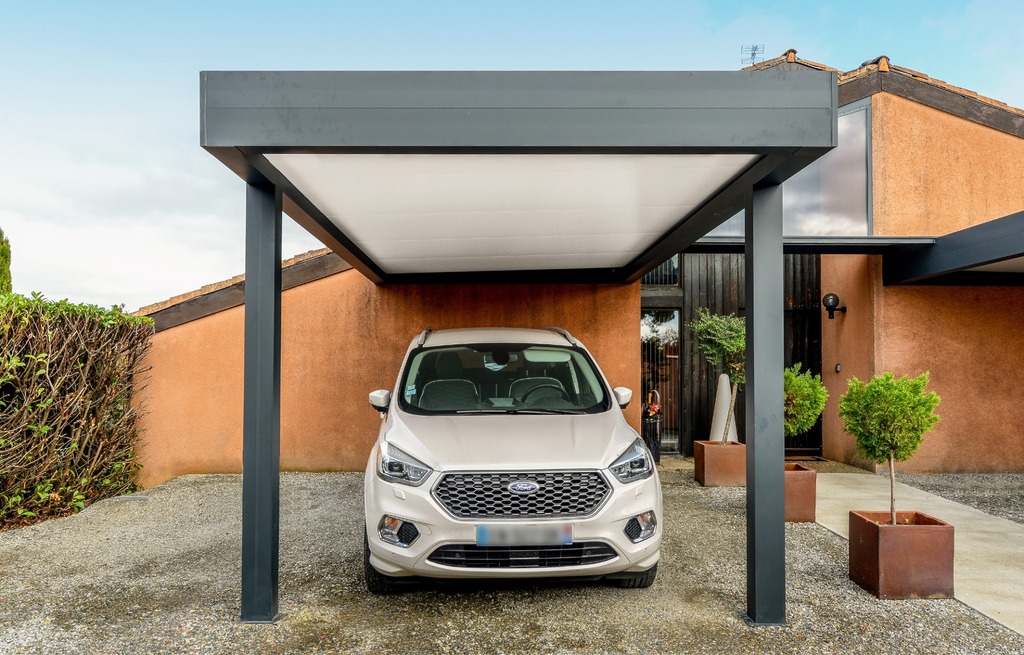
[[1, 471, 1022, 655]]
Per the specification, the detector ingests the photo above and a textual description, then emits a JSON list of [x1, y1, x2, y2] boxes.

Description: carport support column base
[[743, 184, 787, 626], [241, 179, 283, 624]]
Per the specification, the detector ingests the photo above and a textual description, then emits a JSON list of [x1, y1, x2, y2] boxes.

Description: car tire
[[614, 564, 658, 589], [364, 529, 403, 595]]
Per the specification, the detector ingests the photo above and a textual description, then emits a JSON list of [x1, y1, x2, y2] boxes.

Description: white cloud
[[1, 124, 321, 311]]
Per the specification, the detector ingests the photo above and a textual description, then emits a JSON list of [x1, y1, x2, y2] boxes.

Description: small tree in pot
[[838, 371, 948, 599], [839, 372, 940, 524], [782, 364, 828, 521], [687, 308, 745, 442], [686, 309, 746, 486]]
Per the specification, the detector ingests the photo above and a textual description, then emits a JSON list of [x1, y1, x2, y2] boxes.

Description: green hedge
[[1, 293, 153, 527]]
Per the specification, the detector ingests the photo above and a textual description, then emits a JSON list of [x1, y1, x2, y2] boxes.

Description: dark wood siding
[[642, 253, 822, 456]]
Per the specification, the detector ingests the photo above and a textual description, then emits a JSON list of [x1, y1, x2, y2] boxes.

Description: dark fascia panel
[[200, 70, 838, 284], [201, 70, 837, 151], [883, 210, 1024, 285], [885, 271, 1024, 287], [687, 236, 935, 255], [840, 71, 1024, 139]]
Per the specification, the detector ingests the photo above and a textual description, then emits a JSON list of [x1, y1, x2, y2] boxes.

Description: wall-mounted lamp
[[822, 293, 847, 320]]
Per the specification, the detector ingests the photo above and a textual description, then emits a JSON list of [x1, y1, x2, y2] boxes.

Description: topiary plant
[[838, 372, 940, 525], [783, 363, 828, 438], [687, 308, 745, 442]]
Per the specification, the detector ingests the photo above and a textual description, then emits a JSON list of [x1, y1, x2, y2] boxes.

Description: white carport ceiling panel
[[267, 153, 759, 274]]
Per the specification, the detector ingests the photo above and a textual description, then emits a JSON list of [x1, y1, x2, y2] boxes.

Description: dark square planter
[[693, 440, 746, 487], [848, 510, 954, 599], [784, 463, 816, 523]]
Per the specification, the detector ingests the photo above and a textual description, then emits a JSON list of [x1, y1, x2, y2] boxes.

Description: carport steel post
[[241, 179, 283, 622]]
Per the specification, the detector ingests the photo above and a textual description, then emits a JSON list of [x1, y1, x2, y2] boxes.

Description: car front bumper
[[363, 465, 663, 580]]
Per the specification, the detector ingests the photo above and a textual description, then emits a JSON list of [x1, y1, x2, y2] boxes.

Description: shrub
[[783, 363, 828, 438], [0, 293, 153, 527], [838, 372, 940, 524]]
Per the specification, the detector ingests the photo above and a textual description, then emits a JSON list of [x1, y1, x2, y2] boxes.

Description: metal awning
[[200, 69, 838, 626], [884, 210, 1024, 285]]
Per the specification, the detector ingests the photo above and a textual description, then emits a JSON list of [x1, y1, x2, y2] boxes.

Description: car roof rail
[[417, 327, 433, 346], [541, 326, 578, 346]]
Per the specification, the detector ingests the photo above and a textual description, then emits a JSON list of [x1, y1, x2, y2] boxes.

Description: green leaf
[[838, 372, 940, 465]]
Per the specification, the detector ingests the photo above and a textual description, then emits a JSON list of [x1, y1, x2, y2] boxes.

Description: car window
[[399, 343, 610, 415]]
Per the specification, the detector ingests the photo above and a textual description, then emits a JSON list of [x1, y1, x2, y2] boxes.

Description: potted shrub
[[838, 372, 949, 599], [782, 364, 828, 522], [687, 308, 746, 486]]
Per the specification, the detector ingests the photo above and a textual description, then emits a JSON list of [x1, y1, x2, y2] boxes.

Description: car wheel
[[364, 529, 403, 595], [614, 564, 658, 589]]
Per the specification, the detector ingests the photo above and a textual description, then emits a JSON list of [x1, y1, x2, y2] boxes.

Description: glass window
[[707, 103, 870, 237], [399, 344, 610, 415]]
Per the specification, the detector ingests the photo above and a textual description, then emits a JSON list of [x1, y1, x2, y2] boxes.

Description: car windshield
[[398, 343, 611, 415]]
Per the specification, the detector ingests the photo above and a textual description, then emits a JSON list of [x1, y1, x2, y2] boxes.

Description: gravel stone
[[896, 473, 1024, 525], [1, 471, 1022, 654]]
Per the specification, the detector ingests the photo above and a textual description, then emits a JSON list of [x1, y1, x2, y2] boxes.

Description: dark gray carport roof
[[200, 69, 838, 627]]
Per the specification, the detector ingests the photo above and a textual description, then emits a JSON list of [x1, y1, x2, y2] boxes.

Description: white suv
[[363, 327, 662, 593]]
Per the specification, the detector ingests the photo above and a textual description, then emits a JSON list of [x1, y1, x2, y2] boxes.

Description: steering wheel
[[522, 384, 569, 403]]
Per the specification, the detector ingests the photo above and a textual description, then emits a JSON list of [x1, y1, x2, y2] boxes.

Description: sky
[[2, 0, 1023, 311]]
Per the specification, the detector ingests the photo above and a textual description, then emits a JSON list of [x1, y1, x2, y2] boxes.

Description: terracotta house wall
[[819, 92, 1024, 473], [136, 270, 641, 487], [875, 284, 1024, 472], [872, 94, 1024, 235], [819, 254, 877, 468]]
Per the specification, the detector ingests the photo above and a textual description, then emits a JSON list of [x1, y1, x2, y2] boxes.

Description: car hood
[[384, 410, 638, 471]]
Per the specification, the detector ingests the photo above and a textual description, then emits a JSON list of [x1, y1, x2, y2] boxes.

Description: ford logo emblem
[[508, 480, 541, 494]]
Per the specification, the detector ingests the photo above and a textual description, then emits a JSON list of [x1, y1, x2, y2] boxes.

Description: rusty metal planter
[[848, 510, 954, 599], [784, 463, 816, 522], [693, 440, 746, 487]]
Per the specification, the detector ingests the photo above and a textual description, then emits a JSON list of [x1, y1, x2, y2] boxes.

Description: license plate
[[476, 523, 573, 547]]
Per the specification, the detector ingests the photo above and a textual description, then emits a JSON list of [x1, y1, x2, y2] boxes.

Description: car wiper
[[513, 408, 586, 415]]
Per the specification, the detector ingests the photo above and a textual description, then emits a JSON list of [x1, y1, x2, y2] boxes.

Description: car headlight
[[609, 438, 654, 483], [377, 443, 432, 486]]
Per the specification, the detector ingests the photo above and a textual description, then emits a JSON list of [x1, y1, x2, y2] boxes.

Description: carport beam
[[744, 184, 787, 625], [241, 179, 283, 623]]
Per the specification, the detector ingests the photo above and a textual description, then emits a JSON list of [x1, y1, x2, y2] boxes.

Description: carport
[[199, 69, 838, 625]]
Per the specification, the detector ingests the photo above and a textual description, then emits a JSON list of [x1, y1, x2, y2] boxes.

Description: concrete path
[[816, 473, 1024, 636]]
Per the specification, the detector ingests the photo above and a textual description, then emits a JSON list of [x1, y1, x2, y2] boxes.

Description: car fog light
[[378, 515, 420, 548], [624, 510, 657, 543]]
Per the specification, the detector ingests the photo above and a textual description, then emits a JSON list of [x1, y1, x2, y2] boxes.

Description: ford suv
[[363, 327, 662, 593]]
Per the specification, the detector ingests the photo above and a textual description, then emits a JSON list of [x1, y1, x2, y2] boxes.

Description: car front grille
[[432, 470, 610, 519], [427, 542, 617, 568]]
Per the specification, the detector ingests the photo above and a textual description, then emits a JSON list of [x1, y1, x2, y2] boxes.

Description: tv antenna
[[741, 45, 765, 65]]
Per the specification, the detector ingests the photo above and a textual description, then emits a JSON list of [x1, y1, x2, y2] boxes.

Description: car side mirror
[[369, 389, 392, 413], [613, 387, 632, 409]]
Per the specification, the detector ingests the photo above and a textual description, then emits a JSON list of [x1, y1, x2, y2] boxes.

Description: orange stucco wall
[[875, 284, 1024, 472], [872, 94, 1024, 236], [135, 271, 641, 487], [819, 92, 1024, 473], [819, 254, 877, 469], [822, 255, 1024, 473]]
